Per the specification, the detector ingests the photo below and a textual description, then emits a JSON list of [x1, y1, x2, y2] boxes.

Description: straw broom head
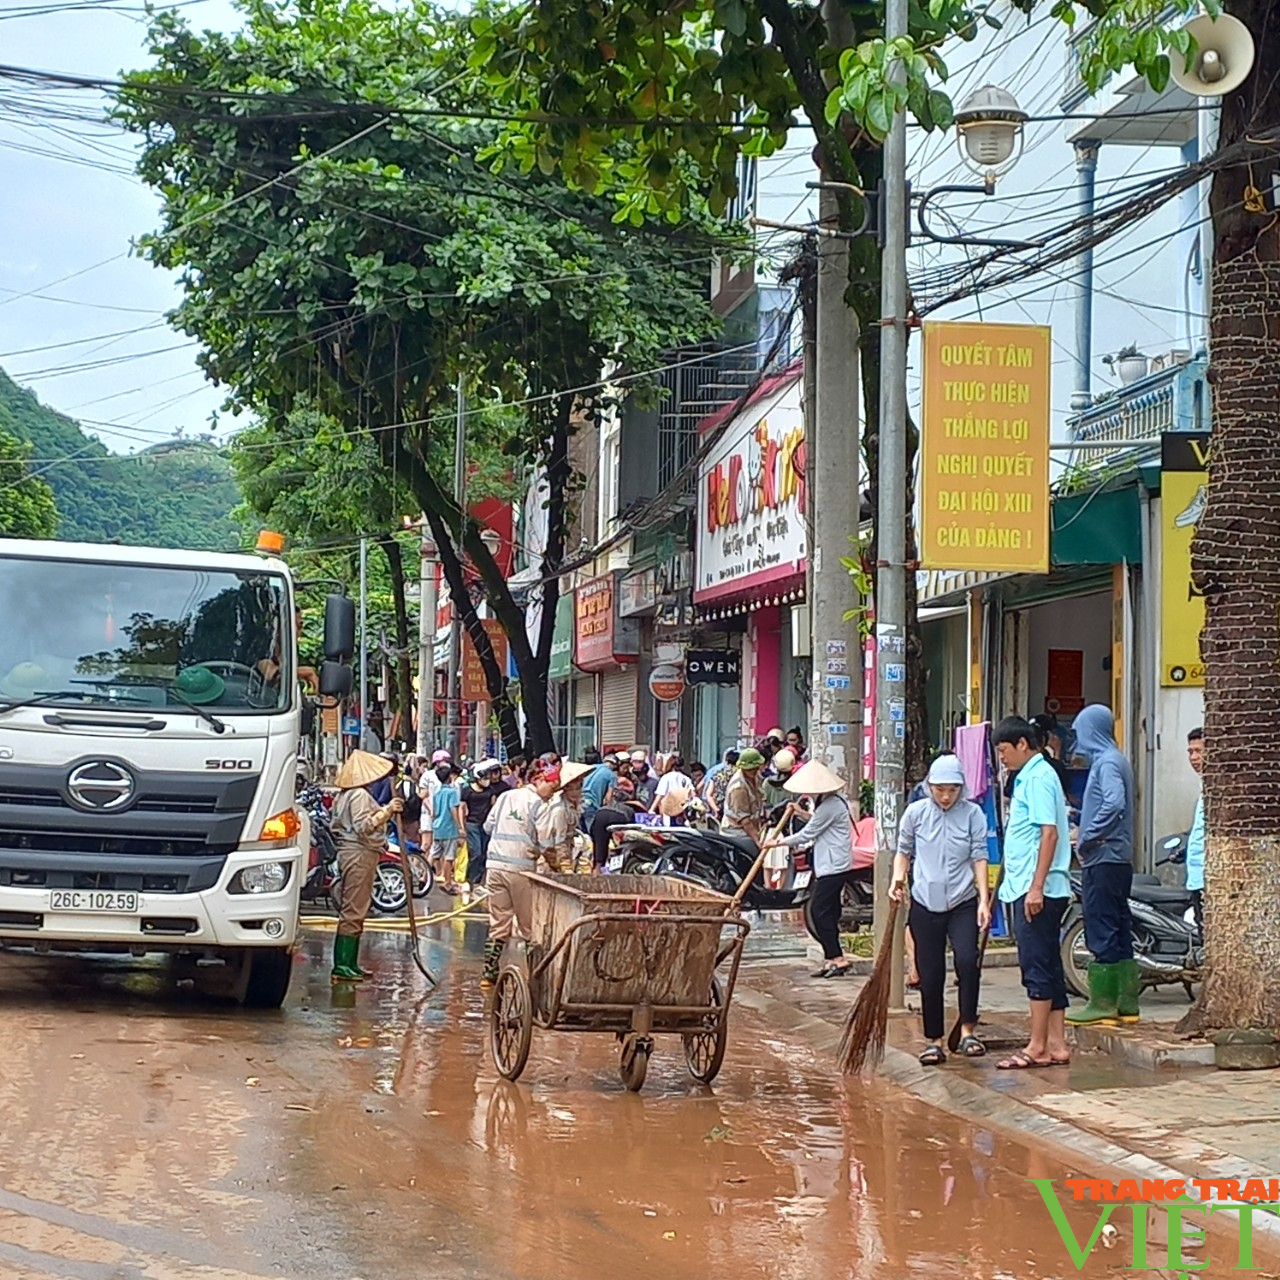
[[837, 898, 900, 1075]]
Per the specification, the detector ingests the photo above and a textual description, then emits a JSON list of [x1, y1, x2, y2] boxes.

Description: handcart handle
[[726, 813, 791, 916]]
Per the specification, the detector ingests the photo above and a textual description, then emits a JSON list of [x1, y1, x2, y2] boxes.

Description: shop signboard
[[919, 321, 1051, 574], [685, 649, 741, 685], [619, 568, 657, 617], [648, 664, 686, 703], [461, 619, 508, 703], [1160, 432, 1209, 686], [548, 592, 575, 680], [574, 574, 640, 672], [694, 373, 807, 603]]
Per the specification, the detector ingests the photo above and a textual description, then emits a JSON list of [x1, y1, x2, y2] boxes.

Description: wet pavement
[[0, 921, 1162, 1279]]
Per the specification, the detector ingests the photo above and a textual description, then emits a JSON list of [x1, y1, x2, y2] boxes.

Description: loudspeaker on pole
[[1169, 13, 1256, 96]]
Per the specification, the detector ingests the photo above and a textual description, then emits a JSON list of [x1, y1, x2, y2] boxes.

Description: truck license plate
[[49, 890, 140, 913]]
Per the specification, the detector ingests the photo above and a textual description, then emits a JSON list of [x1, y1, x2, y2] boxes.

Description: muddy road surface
[[0, 923, 1111, 1279]]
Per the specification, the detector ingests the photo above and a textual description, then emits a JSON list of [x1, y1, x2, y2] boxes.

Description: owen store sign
[[695, 373, 807, 604]]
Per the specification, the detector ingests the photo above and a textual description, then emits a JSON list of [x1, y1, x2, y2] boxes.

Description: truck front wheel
[[242, 947, 294, 1009]]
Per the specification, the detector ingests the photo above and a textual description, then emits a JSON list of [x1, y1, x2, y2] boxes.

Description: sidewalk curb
[[1067, 1022, 1216, 1069], [733, 974, 1280, 1259]]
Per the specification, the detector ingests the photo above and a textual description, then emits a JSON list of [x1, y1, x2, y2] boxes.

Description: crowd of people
[[322, 729, 821, 987], [326, 709, 1197, 1069]]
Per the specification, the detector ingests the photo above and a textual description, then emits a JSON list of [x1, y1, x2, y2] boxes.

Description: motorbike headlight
[[232, 862, 290, 895]]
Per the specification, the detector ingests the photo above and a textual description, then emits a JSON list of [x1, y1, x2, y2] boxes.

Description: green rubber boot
[[1066, 961, 1119, 1025], [331, 933, 366, 983], [1115, 958, 1142, 1023], [480, 939, 503, 988]]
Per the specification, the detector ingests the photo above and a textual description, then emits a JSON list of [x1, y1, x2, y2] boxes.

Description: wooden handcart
[[488, 872, 751, 1092]]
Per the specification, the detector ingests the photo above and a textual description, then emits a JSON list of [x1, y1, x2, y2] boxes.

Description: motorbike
[[299, 784, 340, 908], [607, 811, 874, 927], [1059, 831, 1202, 1001]]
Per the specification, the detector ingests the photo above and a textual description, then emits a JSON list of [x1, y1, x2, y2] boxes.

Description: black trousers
[[908, 896, 981, 1041], [1081, 860, 1134, 964], [465, 823, 489, 886], [809, 870, 863, 961]]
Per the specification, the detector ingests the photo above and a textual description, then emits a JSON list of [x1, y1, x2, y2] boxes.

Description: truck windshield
[[0, 555, 291, 714]]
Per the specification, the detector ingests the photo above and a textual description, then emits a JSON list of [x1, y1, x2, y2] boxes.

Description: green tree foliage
[[116, 0, 725, 752], [0, 367, 240, 549], [0, 425, 58, 539]]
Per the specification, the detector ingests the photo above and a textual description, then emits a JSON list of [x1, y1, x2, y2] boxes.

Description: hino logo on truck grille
[[66, 761, 136, 812]]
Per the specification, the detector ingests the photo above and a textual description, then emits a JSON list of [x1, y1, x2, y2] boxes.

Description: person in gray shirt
[[891, 753, 992, 1065]]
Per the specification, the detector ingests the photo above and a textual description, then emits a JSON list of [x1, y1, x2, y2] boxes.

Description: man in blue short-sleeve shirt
[[993, 716, 1072, 1071]]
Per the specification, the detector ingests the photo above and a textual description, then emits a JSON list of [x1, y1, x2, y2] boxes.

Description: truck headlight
[[232, 863, 290, 895]]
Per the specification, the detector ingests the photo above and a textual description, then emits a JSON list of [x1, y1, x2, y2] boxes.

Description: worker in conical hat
[[329, 751, 402, 983]]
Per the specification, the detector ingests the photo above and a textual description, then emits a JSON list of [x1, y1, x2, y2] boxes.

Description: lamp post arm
[[915, 180, 1038, 249]]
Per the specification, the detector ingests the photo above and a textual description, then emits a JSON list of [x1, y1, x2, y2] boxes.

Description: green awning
[[548, 592, 576, 680], [1051, 484, 1142, 567]]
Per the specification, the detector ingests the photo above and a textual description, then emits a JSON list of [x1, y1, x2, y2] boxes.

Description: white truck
[[0, 537, 353, 1007]]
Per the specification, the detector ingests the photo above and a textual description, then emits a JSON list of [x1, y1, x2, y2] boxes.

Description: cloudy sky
[[0, 0, 242, 454]]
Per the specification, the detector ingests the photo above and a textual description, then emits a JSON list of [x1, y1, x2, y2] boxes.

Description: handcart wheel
[[490, 968, 533, 1082], [683, 977, 727, 1084], [619, 1035, 651, 1092]]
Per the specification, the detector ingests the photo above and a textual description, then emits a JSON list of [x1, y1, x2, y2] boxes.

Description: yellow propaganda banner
[[920, 321, 1051, 574], [1160, 432, 1209, 686]]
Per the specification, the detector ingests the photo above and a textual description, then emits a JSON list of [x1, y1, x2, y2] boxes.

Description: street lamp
[[800, 82, 1030, 248], [954, 84, 1029, 178]]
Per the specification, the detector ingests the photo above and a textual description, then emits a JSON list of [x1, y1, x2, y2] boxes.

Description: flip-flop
[[813, 963, 854, 979], [996, 1050, 1056, 1070], [919, 1044, 946, 1066], [957, 1034, 987, 1058]]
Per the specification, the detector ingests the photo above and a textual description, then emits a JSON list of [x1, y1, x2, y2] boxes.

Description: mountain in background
[[0, 366, 242, 550]]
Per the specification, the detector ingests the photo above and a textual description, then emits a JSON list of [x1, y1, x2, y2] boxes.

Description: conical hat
[[784, 759, 846, 796], [335, 749, 396, 790], [559, 760, 594, 788]]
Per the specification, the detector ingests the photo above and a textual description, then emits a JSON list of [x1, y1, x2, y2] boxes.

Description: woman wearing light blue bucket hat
[[891, 753, 992, 1065]]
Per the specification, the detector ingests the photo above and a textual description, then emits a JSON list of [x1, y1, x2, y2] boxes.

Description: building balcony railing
[[1065, 352, 1209, 465]]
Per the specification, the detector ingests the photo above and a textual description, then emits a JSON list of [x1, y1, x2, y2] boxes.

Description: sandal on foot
[[919, 1044, 946, 1066], [813, 962, 853, 978], [996, 1050, 1055, 1070], [957, 1035, 986, 1058]]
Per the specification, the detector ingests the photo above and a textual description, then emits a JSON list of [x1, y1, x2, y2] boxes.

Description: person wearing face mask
[[480, 759, 563, 987], [891, 754, 992, 1065]]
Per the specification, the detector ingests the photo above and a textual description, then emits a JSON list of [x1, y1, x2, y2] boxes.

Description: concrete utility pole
[[416, 528, 438, 757], [808, 0, 862, 785], [445, 375, 467, 757], [873, 0, 910, 1010]]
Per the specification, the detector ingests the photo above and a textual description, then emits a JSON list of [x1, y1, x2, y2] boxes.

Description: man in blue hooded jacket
[[1067, 704, 1139, 1025]]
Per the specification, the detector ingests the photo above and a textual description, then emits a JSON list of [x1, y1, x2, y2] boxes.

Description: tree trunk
[[422, 506, 524, 757], [1187, 0, 1280, 1032], [383, 429, 559, 756], [377, 535, 415, 750]]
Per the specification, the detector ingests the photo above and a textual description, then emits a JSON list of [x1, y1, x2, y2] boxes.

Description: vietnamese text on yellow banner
[[919, 321, 1052, 575]]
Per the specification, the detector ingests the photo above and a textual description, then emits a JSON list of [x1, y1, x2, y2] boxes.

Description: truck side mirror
[[319, 662, 353, 699], [323, 594, 356, 662]]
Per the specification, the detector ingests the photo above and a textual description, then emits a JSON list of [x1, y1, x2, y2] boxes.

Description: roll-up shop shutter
[[599, 667, 638, 749]]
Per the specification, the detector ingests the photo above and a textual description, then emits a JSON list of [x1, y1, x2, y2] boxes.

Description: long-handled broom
[[837, 895, 901, 1074]]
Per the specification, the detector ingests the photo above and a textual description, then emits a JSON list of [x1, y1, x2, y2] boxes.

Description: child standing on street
[[428, 761, 465, 894]]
